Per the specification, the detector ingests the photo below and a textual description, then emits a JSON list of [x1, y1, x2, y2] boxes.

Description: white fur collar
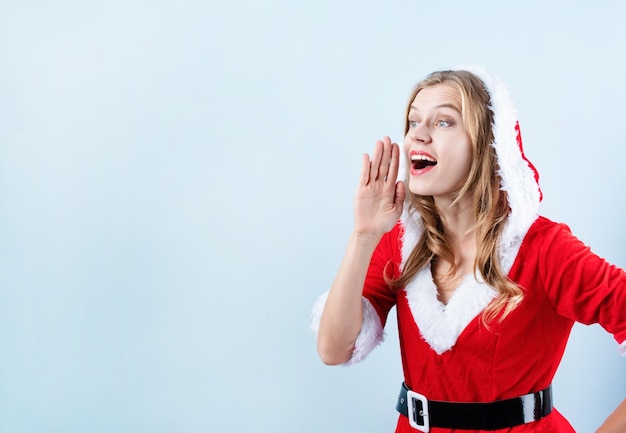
[[400, 207, 530, 354], [399, 179, 536, 353], [404, 267, 497, 355]]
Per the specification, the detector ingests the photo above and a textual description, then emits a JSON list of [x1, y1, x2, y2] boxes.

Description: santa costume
[[311, 66, 626, 432]]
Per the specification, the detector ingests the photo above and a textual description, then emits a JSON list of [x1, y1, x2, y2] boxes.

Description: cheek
[[402, 136, 411, 155], [459, 139, 474, 169], [449, 142, 473, 179]]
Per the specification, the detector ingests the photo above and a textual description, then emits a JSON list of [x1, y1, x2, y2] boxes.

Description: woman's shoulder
[[525, 215, 573, 239], [520, 215, 583, 256]]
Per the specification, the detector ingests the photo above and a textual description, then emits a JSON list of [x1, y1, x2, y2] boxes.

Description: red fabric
[[515, 122, 543, 202], [362, 216, 626, 432]]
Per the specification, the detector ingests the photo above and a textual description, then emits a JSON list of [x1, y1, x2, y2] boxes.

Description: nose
[[406, 122, 431, 145]]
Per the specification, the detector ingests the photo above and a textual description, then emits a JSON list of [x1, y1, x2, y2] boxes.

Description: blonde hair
[[391, 70, 523, 323]]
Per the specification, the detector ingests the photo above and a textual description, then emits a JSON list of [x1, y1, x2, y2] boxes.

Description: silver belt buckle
[[406, 390, 429, 432]]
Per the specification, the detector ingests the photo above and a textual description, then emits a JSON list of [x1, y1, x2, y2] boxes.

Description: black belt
[[396, 382, 553, 432]]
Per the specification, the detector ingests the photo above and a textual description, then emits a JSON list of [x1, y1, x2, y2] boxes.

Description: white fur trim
[[310, 292, 384, 365], [400, 206, 422, 273], [399, 198, 525, 354], [459, 65, 540, 264], [619, 340, 626, 356], [404, 266, 497, 354], [309, 291, 329, 334], [348, 297, 385, 364]]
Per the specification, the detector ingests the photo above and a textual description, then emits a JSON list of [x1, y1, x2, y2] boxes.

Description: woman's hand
[[354, 137, 406, 237], [317, 136, 405, 365]]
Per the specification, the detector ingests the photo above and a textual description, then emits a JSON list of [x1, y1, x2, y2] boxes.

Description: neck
[[433, 196, 478, 280], [434, 196, 476, 243]]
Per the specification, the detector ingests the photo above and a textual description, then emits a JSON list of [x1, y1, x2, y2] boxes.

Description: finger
[[395, 180, 406, 209], [386, 142, 401, 185], [378, 137, 393, 181], [369, 140, 383, 182], [358, 153, 371, 186]]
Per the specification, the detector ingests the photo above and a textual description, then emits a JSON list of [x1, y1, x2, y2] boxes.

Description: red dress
[[354, 217, 626, 432]]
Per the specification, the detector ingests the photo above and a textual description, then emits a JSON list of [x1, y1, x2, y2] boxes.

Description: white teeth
[[411, 154, 436, 162]]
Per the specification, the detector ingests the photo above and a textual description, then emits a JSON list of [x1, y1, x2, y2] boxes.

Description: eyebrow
[[409, 103, 461, 113]]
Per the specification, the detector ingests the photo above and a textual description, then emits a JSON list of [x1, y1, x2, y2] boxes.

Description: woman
[[311, 67, 626, 432]]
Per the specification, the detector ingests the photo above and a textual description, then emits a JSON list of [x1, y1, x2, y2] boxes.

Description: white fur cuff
[[310, 292, 385, 365], [619, 340, 626, 356], [348, 296, 385, 364]]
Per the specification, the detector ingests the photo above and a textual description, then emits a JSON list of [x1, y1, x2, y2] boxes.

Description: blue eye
[[436, 119, 452, 128], [408, 120, 419, 128]]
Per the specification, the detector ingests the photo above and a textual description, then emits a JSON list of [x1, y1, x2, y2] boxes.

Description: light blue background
[[0, 1, 624, 432]]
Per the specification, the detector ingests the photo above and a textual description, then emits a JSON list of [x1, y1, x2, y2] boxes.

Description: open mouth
[[411, 154, 437, 170]]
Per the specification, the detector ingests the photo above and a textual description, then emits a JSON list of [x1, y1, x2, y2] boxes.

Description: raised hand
[[353, 137, 405, 237], [317, 137, 405, 365]]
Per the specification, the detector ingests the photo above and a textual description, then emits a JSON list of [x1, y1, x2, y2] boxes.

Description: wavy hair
[[390, 70, 523, 323]]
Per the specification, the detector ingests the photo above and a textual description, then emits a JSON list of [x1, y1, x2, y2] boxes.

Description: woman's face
[[403, 84, 473, 204]]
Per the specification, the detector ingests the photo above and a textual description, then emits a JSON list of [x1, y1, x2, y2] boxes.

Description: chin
[[407, 180, 431, 197]]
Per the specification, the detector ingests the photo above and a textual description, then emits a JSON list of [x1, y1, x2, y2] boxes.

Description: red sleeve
[[538, 221, 626, 346], [361, 222, 403, 328]]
